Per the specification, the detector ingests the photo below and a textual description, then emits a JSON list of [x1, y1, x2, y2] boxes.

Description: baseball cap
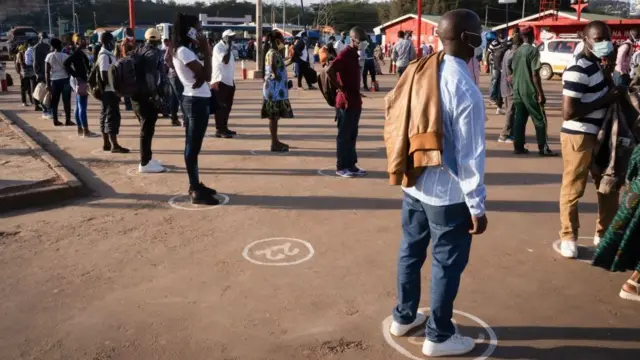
[[145, 28, 161, 41], [222, 29, 236, 38]]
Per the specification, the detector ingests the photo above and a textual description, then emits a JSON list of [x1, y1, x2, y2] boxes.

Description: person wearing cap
[[33, 32, 52, 116], [210, 29, 238, 138], [131, 28, 166, 173], [293, 31, 314, 90], [64, 34, 95, 137], [510, 25, 557, 157]]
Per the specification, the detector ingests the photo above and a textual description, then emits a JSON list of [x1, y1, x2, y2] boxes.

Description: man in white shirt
[[334, 31, 347, 54], [388, 9, 487, 358], [210, 29, 237, 138], [97, 32, 129, 153]]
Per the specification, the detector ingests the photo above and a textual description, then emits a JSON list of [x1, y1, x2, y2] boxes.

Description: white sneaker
[[560, 240, 578, 259], [148, 159, 163, 166], [389, 312, 427, 336], [423, 333, 475, 357], [41, 113, 52, 119], [496, 107, 504, 115], [138, 161, 166, 173], [593, 235, 602, 247]]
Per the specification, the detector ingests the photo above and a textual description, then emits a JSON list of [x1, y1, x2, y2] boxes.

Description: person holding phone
[[171, 13, 219, 205], [210, 29, 238, 138]]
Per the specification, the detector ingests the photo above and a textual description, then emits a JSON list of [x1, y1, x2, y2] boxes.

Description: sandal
[[270, 143, 290, 153], [619, 280, 640, 302]]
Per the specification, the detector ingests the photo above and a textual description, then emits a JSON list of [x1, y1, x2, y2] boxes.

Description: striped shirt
[[403, 55, 487, 217], [561, 54, 608, 135]]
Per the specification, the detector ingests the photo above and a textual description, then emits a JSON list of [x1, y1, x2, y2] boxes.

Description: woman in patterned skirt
[[261, 30, 294, 152], [592, 145, 640, 302]]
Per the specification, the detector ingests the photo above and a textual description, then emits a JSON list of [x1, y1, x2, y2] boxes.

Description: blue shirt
[[403, 55, 487, 217]]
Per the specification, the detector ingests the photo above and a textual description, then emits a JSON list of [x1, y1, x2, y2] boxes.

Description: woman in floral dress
[[592, 145, 640, 302], [261, 30, 294, 152]]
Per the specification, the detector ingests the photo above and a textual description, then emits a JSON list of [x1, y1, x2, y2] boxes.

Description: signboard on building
[[498, 0, 518, 4]]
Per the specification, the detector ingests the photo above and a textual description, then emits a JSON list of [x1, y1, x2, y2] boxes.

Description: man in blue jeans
[[327, 26, 369, 178], [388, 9, 488, 357]]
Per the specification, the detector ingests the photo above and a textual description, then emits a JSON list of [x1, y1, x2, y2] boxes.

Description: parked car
[[0, 35, 9, 60], [537, 38, 581, 80]]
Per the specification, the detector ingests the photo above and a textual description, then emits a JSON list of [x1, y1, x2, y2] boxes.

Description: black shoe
[[513, 148, 530, 155], [35, 105, 42, 111], [65, 120, 76, 126], [103, 144, 112, 152], [198, 182, 217, 196], [539, 146, 559, 157], [171, 118, 181, 126], [189, 186, 220, 205], [215, 131, 233, 139], [308, 85, 317, 90], [111, 146, 130, 154], [53, 120, 64, 126], [225, 129, 237, 135]]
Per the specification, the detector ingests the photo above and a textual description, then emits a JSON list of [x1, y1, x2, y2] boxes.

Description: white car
[[0, 36, 9, 60], [537, 38, 581, 80]]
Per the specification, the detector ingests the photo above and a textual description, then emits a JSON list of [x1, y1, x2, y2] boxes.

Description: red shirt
[[333, 46, 362, 110]]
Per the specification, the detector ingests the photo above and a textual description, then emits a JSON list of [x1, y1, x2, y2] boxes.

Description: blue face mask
[[588, 39, 613, 58]]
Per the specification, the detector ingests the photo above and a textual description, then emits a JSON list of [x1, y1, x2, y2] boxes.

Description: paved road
[[0, 65, 638, 360]]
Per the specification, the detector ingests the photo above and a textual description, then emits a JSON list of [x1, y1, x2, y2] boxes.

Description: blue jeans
[[393, 192, 472, 343], [169, 76, 185, 121], [124, 96, 133, 111], [75, 94, 88, 129], [335, 107, 361, 170], [182, 96, 210, 188], [489, 68, 502, 108]]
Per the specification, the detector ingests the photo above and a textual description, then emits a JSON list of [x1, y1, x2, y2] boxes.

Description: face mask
[[104, 42, 115, 51], [277, 42, 285, 50], [464, 31, 483, 50], [359, 40, 369, 52], [187, 27, 198, 41], [126, 36, 134, 41], [42, 38, 50, 44], [588, 39, 613, 58]]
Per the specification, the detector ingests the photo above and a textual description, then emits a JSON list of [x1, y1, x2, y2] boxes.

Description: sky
[[172, 0, 387, 4]]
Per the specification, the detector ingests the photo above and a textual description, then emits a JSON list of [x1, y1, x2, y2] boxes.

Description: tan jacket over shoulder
[[384, 51, 444, 187]]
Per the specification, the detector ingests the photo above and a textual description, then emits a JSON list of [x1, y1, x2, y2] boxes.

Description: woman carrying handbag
[[64, 34, 96, 137]]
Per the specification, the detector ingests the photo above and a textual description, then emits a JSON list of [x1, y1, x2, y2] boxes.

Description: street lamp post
[[129, 0, 136, 29], [255, 0, 264, 78], [47, 0, 53, 35], [416, 0, 422, 57]]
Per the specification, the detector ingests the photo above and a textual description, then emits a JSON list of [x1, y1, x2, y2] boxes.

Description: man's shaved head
[[437, 9, 482, 61]]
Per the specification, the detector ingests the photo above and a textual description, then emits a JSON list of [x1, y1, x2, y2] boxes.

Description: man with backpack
[[96, 31, 129, 153], [129, 28, 166, 173]]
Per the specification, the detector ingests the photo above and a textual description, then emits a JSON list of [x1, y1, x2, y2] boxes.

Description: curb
[[0, 110, 85, 213]]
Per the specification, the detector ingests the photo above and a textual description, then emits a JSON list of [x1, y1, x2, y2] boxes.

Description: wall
[[381, 17, 439, 51]]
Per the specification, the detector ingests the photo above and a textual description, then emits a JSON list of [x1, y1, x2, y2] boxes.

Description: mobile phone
[[187, 27, 198, 41]]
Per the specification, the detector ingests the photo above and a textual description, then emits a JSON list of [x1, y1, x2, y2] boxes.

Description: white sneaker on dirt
[[148, 159, 163, 166], [619, 280, 640, 302], [593, 235, 602, 247], [389, 312, 427, 336], [495, 107, 503, 115], [560, 240, 578, 259], [138, 161, 166, 173], [422, 333, 475, 357]]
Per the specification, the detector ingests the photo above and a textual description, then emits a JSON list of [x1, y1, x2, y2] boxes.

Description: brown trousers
[[211, 82, 235, 132], [559, 133, 619, 240]]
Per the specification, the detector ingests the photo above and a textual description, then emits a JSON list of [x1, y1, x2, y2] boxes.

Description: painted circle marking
[[249, 147, 292, 156], [552, 236, 595, 264], [126, 167, 171, 177], [381, 307, 498, 360], [317, 167, 338, 178], [90, 148, 136, 156], [168, 194, 230, 210], [242, 238, 314, 266]]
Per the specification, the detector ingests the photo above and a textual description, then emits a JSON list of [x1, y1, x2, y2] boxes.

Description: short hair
[[100, 31, 114, 45], [266, 30, 284, 49], [584, 20, 610, 37], [329, 35, 335, 41], [171, 13, 199, 51], [50, 38, 62, 51], [398, 30, 405, 39]]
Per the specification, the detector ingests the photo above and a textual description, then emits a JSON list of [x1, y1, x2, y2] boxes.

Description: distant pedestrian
[[120, 28, 137, 111], [334, 31, 347, 54], [511, 26, 557, 156], [15, 44, 34, 107], [488, 32, 507, 114], [360, 37, 376, 91], [391, 30, 416, 76], [164, 39, 184, 127], [64, 34, 95, 137], [210, 29, 238, 138], [614, 28, 637, 86], [326, 27, 368, 178], [498, 34, 521, 143], [45, 38, 73, 127], [33, 32, 52, 117], [293, 32, 314, 90], [261, 30, 294, 153]]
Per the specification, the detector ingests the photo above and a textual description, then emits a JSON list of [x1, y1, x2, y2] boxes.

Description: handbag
[[76, 80, 88, 96], [33, 82, 48, 103]]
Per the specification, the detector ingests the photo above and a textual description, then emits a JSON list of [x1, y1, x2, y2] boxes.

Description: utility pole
[[282, 0, 286, 36], [255, 0, 264, 78], [485, 5, 488, 27], [522, 0, 526, 18], [72, 0, 76, 33], [417, 0, 422, 57], [93, 12, 97, 29], [47, 0, 52, 35]]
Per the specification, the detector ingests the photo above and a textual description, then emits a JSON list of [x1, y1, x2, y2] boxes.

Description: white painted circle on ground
[[317, 167, 338, 178], [242, 238, 314, 266], [552, 237, 595, 264], [381, 307, 498, 360], [168, 194, 230, 210], [249, 147, 292, 156], [126, 167, 172, 177]]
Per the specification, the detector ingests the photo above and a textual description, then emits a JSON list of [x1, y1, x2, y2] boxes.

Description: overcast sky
[[172, 0, 387, 4]]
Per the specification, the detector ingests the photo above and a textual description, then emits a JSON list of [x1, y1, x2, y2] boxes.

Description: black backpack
[[108, 46, 160, 99], [87, 54, 110, 100], [493, 43, 508, 70], [318, 64, 337, 108]]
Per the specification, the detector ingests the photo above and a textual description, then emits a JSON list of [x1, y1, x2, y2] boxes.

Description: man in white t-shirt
[[210, 29, 237, 138], [97, 32, 129, 153], [334, 31, 347, 54]]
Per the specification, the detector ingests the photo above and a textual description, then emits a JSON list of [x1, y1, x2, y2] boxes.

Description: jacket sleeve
[[384, 66, 413, 185]]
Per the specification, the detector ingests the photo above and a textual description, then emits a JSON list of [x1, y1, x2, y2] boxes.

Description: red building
[[373, 14, 442, 51], [492, 10, 640, 44]]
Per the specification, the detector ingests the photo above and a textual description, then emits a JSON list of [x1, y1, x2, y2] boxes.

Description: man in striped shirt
[[559, 21, 620, 259]]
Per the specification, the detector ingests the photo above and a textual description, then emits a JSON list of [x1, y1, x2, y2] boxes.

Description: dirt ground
[[1, 62, 639, 360]]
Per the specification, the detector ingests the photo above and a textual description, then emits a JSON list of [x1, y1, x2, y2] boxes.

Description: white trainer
[[138, 161, 166, 173], [389, 312, 427, 337], [619, 280, 640, 302], [560, 240, 578, 259], [422, 333, 475, 357], [148, 159, 163, 166], [593, 235, 602, 247], [495, 107, 504, 115]]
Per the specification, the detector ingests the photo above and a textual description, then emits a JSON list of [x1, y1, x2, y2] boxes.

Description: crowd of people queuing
[[6, 8, 640, 358]]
